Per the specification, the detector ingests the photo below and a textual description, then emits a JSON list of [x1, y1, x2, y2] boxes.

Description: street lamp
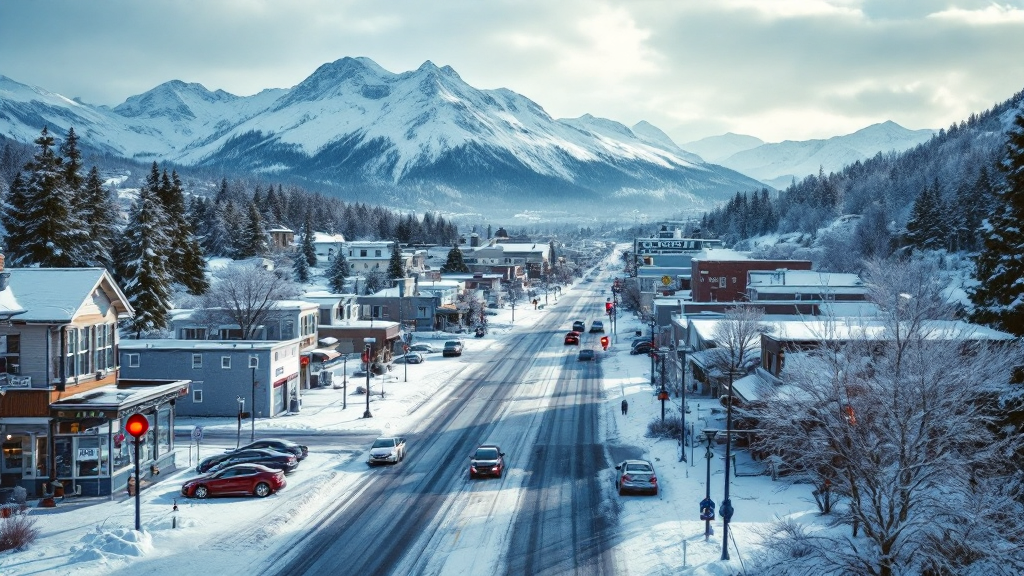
[[701, 429, 718, 541], [249, 355, 258, 442], [678, 345, 693, 463], [342, 354, 348, 410], [235, 396, 244, 449], [721, 370, 738, 561], [363, 338, 375, 419]]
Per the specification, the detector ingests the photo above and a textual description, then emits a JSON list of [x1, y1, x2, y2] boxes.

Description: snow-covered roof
[[748, 270, 863, 288], [119, 339, 298, 351], [6, 267, 132, 321], [312, 232, 345, 243], [0, 281, 25, 318], [51, 380, 190, 410], [762, 317, 1016, 342], [691, 248, 750, 261], [494, 243, 547, 254]]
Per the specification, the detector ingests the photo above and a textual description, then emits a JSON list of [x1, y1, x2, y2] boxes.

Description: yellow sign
[[661, 275, 672, 286]]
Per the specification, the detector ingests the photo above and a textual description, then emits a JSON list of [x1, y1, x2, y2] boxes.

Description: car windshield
[[626, 463, 652, 473], [474, 448, 499, 460], [372, 438, 396, 448], [445, 341, 459, 347]]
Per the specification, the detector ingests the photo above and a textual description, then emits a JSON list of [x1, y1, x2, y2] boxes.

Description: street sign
[[661, 275, 672, 286], [191, 426, 204, 442]]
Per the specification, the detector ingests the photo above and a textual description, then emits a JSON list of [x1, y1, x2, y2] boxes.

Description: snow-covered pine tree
[[115, 183, 173, 337], [220, 200, 245, 257], [904, 180, 946, 250], [59, 127, 85, 212], [292, 253, 310, 284], [300, 212, 317, 267], [970, 113, 1024, 336], [236, 201, 269, 259], [1, 172, 30, 255], [157, 170, 208, 295], [387, 241, 405, 280], [326, 250, 350, 293], [440, 243, 469, 273], [10, 126, 89, 267], [79, 166, 119, 272]]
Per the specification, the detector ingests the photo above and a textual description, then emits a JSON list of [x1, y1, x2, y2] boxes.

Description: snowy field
[[0, 272, 826, 576]]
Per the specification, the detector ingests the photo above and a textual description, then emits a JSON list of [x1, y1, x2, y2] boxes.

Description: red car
[[564, 331, 580, 345], [181, 463, 286, 499], [469, 444, 505, 479]]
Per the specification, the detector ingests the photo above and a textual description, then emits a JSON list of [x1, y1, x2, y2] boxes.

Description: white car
[[408, 343, 438, 353], [367, 437, 406, 466]]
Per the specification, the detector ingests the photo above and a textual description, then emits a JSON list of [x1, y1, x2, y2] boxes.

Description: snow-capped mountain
[[0, 57, 764, 217], [680, 133, 765, 164], [696, 121, 936, 189]]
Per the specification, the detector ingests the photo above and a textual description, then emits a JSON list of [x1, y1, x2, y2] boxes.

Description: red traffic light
[[605, 301, 613, 312], [361, 350, 369, 363], [125, 414, 149, 438], [600, 336, 609, 346]]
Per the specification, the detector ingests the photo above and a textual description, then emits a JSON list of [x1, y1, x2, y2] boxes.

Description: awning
[[309, 349, 342, 363], [51, 379, 191, 420]]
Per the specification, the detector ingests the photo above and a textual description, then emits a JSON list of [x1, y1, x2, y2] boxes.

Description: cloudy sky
[[2, 0, 1023, 144]]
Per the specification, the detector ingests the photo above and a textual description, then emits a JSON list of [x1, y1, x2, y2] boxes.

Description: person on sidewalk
[[621, 399, 629, 415]]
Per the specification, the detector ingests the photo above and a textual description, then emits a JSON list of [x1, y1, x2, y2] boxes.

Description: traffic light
[[605, 301, 613, 313], [600, 336, 609, 350]]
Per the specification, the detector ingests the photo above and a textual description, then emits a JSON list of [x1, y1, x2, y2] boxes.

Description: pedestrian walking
[[621, 399, 629, 415]]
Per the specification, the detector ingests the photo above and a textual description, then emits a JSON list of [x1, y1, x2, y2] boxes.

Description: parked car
[[181, 463, 286, 499], [578, 349, 596, 361], [236, 438, 308, 461], [572, 320, 586, 332], [367, 436, 407, 465], [615, 459, 659, 496], [395, 352, 425, 364], [469, 444, 505, 479], [589, 320, 605, 333], [408, 343, 438, 353], [443, 340, 464, 357], [630, 342, 654, 355], [197, 448, 299, 475], [564, 332, 580, 345]]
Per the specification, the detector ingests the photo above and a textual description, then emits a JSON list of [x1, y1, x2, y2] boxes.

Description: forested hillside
[[700, 88, 1024, 261]]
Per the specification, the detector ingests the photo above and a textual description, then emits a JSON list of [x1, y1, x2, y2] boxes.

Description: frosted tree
[[235, 201, 269, 259], [292, 253, 310, 284], [749, 259, 1024, 576], [387, 241, 405, 280], [7, 127, 89, 267], [440, 243, 469, 273], [970, 113, 1024, 336], [299, 212, 317, 267], [363, 270, 389, 294], [79, 166, 120, 271], [116, 184, 173, 338], [197, 263, 299, 339], [325, 251, 350, 293]]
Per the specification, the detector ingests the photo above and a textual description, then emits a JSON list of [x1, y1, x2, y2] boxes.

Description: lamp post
[[721, 370, 737, 561], [648, 316, 657, 388], [678, 346, 692, 463], [363, 338, 375, 418], [249, 356, 258, 442], [125, 414, 149, 532], [342, 354, 348, 410], [701, 429, 717, 541], [235, 396, 244, 448]]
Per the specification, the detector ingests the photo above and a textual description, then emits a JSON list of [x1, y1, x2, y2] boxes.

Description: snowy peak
[[113, 80, 236, 120], [680, 133, 765, 164]]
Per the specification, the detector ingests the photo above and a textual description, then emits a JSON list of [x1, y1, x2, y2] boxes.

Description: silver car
[[615, 459, 658, 496], [367, 437, 406, 466]]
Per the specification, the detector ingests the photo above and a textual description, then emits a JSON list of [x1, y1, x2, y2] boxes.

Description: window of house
[[360, 249, 367, 257], [126, 353, 140, 368], [221, 356, 231, 369], [719, 277, 727, 288], [193, 387, 203, 403], [93, 324, 114, 372], [375, 250, 382, 257], [181, 327, 207, 340], [249, 356, 259, 369], [192, 354, 202, 368], [282, 320, 295, 340], [0, 334, 20, 375]]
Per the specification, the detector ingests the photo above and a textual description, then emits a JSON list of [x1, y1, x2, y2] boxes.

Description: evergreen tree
[[9, 127, 88, 267], [364, 270, 389, 294], [300, 211, 317, 267], [79, 166, 119, 271], [326, 251, 350, 293], [440, 243, 470, 273], [904, 180, 945, 250], [236, 201, 269, 259], [220, 201, 245, 257], [970, 113, 1024, 335], [1, 172, 30, 254], [115, 184, 173, 337], [157, 170, 208, 295], [59, 127, 85, 212], [292, 253, 310, 283], [387, 240, 405, 279]]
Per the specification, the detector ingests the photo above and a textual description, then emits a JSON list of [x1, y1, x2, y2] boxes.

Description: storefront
[[48, 379, 189, 497]]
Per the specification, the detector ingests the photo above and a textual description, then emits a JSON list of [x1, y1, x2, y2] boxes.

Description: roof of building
[[6, 268, 133, 322], [119, 339, 301, 351], [312, 232, 346, 243], [748, 270, 864, 288]]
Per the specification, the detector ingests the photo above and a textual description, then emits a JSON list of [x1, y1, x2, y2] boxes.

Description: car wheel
[[254, 482, 271, 498], [194, 485, 209, 499]]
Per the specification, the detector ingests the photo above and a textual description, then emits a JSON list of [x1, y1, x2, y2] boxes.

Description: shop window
[[2, 441, 23, 472], [54, 437, 73, 478], [112, 426, 131, 471], [76, 437, 105, 477], [157, 409, 171, 457]]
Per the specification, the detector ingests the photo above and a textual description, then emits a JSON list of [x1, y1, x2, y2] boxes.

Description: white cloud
[[928, 3, 1024, 25]]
